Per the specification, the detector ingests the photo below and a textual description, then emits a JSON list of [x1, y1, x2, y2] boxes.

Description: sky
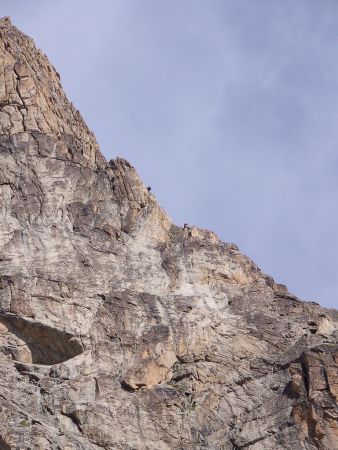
[[2, 0, 338, 309]]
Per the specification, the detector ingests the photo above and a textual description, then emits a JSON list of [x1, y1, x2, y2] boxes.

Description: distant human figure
[[183, 223, 192, 237], [147, 186, 151, 191]]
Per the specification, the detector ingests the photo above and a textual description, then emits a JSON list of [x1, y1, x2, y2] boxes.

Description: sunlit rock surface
[[0, 17, 337, 450]]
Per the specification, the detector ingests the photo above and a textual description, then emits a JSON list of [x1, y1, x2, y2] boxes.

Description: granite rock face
[[0, 17, 338, 450]]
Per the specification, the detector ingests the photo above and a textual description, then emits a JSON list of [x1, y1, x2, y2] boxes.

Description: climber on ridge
[[184, 223, 192, 237]]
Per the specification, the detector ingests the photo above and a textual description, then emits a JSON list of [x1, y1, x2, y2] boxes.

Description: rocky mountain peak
[[0, 20, 338, 450], [0, 17, 102, 165]]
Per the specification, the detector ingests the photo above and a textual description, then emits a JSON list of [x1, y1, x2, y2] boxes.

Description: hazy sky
[[2, 1, 338, 309]]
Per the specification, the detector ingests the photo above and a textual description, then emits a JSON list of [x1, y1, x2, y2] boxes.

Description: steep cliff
[[0, 17, 337, 450]]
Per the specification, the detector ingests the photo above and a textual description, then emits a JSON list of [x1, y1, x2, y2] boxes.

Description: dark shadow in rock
[[120, 380, 136, 392], [282, 380, 299, 399], [0, 316, 83, 365], [0, 436, 11, 450]]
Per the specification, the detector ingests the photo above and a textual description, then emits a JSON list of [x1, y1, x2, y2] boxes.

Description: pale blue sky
[[2, 1, 338, 309]]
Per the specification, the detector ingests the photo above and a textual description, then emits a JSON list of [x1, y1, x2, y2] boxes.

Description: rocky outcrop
[[0, 17, 337, 450]]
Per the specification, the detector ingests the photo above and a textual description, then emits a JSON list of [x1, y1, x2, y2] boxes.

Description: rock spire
[[0, 17, 102, 165]]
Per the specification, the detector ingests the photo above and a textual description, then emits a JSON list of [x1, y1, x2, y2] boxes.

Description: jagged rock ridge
[[0, 17, 338, 450]]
